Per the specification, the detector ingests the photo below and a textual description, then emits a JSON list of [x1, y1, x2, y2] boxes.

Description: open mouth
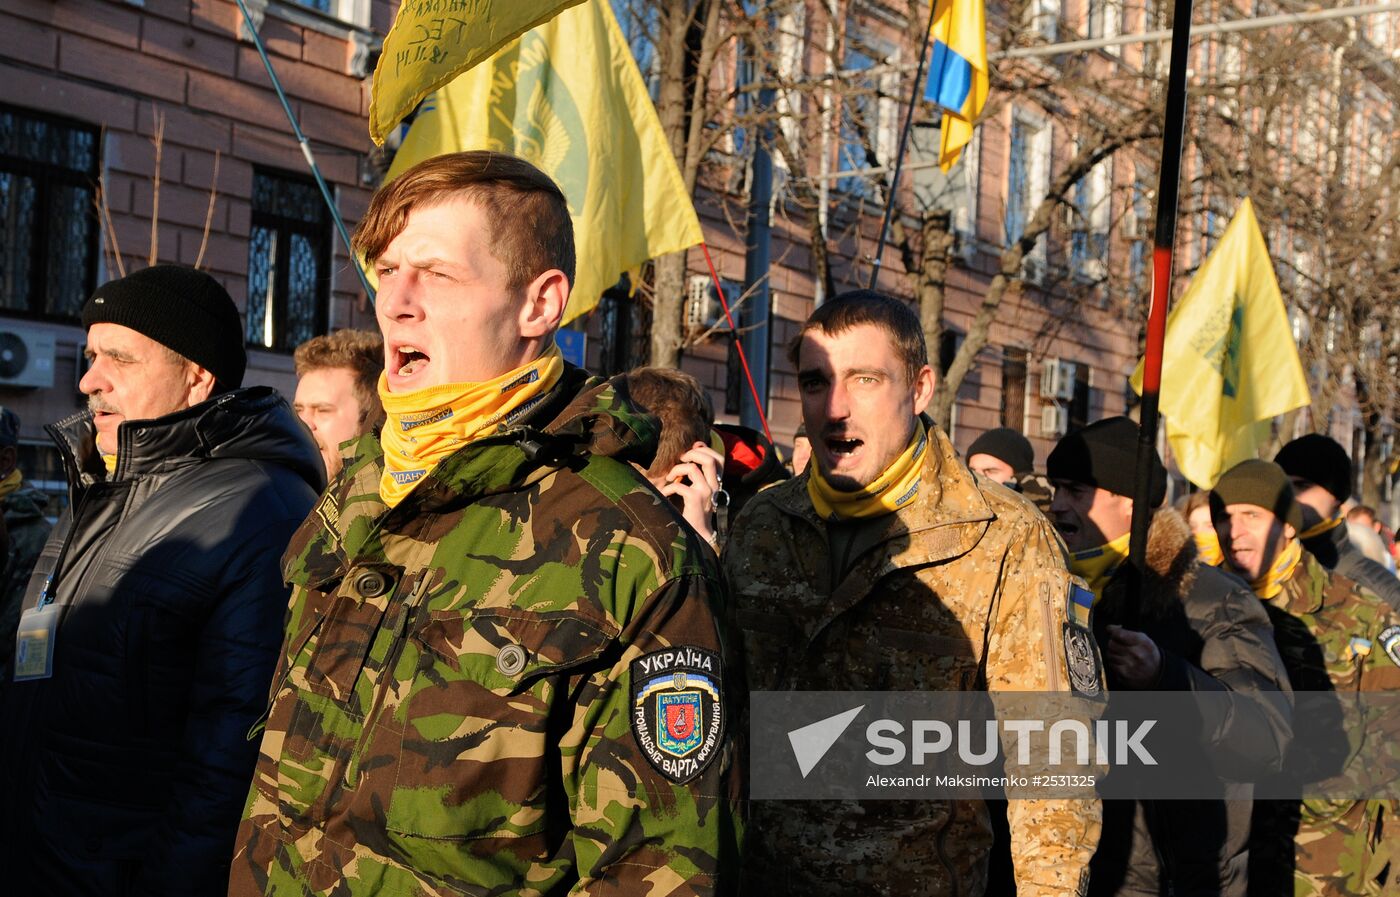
[[1054, 519, 1079, 539], [395, 345, 430, 378], [825, 437, 863, 460]]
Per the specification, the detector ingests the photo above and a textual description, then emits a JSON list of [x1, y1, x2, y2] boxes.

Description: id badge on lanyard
[[14, 601, 61, 681]]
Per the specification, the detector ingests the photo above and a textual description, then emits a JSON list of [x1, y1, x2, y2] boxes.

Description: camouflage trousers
[[1296, 799, 1400, 896]]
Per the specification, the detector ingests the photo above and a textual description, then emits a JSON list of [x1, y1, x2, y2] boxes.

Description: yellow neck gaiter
[[1251, 538, 1303, 600], [1069, 531, 1133, 602], [101, 454, 117, 476], [1298, 515, 1343, 541], [1194, 529, 1225, 566], [0, 469, 21, 499], [807, 421, 928, 521], [378, 346, 563, 508]]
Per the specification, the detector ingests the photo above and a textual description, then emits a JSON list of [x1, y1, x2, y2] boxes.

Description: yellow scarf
[[1251, 537, 1303, 600], [807, 421, 928, 521], [101, 454, 117, 476], [0, 469, 21, 498], [1298, 515, 1343, 541], [378, 346, 563, 508], [1193, 529, 1225, 567], [1069, 531, 1132, 603]]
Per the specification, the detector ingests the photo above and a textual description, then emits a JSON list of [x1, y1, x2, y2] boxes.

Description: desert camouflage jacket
[[230, 369, 743, 897], [723, 421, 1103, 897], [1250, 549, 1400, 897]]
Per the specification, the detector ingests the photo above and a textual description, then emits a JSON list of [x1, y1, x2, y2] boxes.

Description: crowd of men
[[0, 149, 1396, 896]]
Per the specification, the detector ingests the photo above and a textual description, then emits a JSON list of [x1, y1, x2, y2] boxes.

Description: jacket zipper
[[343, 575, 431, 788], [935, 808, 960, 897], [1039, 583, 1061, 692]]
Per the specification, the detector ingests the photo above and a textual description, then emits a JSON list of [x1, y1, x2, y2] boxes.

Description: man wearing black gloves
[[1275, 433, 1400, 612], [1046, 417, 1293, 897], [0, 265, 323, 896]]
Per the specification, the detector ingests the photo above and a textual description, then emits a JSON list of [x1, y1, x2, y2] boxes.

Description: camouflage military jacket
[[1250, 550, 1400, 897], [230, 372, 743, 897], [723, 423, 1102, 897]]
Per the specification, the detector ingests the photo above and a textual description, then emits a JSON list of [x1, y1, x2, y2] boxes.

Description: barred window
[[0, 105, 99, 321], [246, 168, 330, 352]]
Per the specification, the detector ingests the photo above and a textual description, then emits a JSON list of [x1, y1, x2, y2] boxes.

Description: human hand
[[1105, 625, 1162, 689], [659, 442, 726, 547]]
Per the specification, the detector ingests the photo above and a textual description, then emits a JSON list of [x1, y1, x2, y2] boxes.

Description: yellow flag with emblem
[[369, 0, 585, 145], [385, 0, 704, 324], [1130, 197, 1311, 489]]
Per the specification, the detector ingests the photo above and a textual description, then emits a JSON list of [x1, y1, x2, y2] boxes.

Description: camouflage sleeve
[[564, 571, 743, 895], [984, 516, 1103, 897]]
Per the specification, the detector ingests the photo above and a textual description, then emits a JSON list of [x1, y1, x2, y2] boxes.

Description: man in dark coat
[[1275, 433, 1400, 613], [0, 265, 323, 896], [1046, 417, 1293, 897], [0, 406, 52, 670]]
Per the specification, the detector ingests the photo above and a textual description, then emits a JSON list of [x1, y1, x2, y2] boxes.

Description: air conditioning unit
[[1039, 358, 1076, 402], [1081, 258, 1108, 281], [0, 325, 56, 389], [1041, 404, 1070, 439], [685, 275, 738, 333]]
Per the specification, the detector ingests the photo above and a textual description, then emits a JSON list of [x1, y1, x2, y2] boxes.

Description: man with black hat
[[1274, 433, 1400, 613], [968, 426, 1053, 510], [0, 265, 323, 896], [0, 406, 52, 671], [1046, 418, 1292, 897], [1210, 459, 1400, 896]]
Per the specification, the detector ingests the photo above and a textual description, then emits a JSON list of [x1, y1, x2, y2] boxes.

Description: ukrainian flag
[[924, 0, 989, 171]]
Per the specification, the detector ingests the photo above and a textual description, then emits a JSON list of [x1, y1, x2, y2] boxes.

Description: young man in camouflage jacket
[[724, 291, 1104, 897], [230, 152, 743, 896], [1211, 459, 1400, 897]]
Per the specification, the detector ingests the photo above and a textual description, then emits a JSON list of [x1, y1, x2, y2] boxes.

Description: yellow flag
[[1130, 198, 1311, 488], [386, 0, 704, 324], [369, 0, 586, 145], [923, 0, 989, 171]]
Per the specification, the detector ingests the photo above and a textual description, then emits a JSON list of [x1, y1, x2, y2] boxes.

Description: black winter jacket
[[1088, 510, 1294, 897], [0, 387, 322, 897], [1303, 520, 1400, 614]]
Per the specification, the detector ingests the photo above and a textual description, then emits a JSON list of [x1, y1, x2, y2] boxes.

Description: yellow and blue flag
[[370, 0, 585, 145], [385, 0, 704, 325], [1130, 198, 1311, 488], [924, 0, 989, 171]]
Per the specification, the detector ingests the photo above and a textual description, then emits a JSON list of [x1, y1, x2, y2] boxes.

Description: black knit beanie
[[967, 427, 1035, 475], [1046, 416, 1167, 506], [1274, 434, 1353, 503], [1210, 459, 1304, 532], [82, 265, 246, 388]]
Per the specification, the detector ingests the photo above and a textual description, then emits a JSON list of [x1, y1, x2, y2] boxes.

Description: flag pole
[[1126, 0, 1194, 628], [868, 0, 939, 290], [232, 0, 376, 303]]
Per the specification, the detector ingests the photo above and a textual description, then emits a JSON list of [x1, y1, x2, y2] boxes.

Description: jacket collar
[[770, 417, 995, 567]]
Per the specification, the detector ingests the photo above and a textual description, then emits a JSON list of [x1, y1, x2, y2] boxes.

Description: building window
[[595, 278, 651, 377], [1001, 348, 1027, 429], [1027, 0, 1060, 41], [246, 168, 331, 352], [1087, 0, 1121, 48], [1071, 158, 1111, 278], [0, 106, 99, 321], [1005, 112, 1050, 267], [1069, 364, 1093, 430], [836, 24, 897, 197]]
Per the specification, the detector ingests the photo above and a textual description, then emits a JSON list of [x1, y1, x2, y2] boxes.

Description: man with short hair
[[725, 289, 1102, 896], [231, 152, 741, 896], [293, 329, 386, 480], [1274, 433, 1400, 611], [0, 406, 52, 669], [0, 265, 324, 896], [1210, 459, 1400, 896], [1046, 418, 1291, 897], [967, 425, 1052, 510]]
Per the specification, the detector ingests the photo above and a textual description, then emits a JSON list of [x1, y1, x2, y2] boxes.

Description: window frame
[[0, 104, 100, 323], [245, 166, 332, 354]]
